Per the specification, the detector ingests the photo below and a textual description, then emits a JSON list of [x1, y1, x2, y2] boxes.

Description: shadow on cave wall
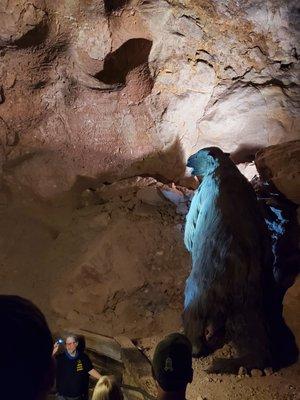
[[126, 137, 187, 183], [14, 23, 49, 49], [95, 38, 153, 85], [67, 137, 186, 204], [230, 143, 263, 164]]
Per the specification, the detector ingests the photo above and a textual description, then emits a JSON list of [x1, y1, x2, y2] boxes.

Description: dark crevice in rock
[[104, 0, 129, 13], [194, 49, 215, 68], [280, 62, 294, 71], [181, 14, 203, 29], [196, 49, 212, 56], [232, 67, 253, 81], [291, 47, 298, 60], [95, 38, 153, 85], [195, 58, 214, 69], [242, 45, 268, 57], [31, 80, 48, 90], [172, 31, 185, 37], [13, 22, 49, 49], [248, 78, 298, 90], [0, 86, 4, 104]]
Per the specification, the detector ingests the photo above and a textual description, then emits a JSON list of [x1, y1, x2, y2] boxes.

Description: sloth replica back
[[183, 147, 274, 370]]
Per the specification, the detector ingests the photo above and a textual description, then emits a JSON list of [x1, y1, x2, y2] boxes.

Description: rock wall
[[0, 176, 191, 336], [0, 0, 299, 199], [255, 140, 300, 205]]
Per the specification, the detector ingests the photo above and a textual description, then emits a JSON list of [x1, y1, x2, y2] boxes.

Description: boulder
[[255, 141, 300, 205]]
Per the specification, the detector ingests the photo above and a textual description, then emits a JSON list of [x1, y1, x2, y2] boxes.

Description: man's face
[[65, 337, 78, 355]]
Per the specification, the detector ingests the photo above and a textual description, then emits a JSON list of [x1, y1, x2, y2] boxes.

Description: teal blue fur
[[183, 147, 273, 368]]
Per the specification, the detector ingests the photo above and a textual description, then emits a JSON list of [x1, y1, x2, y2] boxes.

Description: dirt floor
[[0, 177, 299, 400], [138, 282, 300, 400]]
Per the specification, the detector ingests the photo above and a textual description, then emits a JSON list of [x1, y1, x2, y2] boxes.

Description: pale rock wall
[[0, 0, 299, 199]]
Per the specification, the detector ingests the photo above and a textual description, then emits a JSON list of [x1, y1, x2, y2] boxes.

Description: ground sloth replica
[[183, 147, 276, 371]]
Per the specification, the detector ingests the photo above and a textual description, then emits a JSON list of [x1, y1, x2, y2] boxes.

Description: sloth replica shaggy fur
[[183, 147, 275, 371]]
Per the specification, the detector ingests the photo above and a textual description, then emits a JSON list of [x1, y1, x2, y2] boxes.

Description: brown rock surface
[[0, 177, 189, 336], [0, 2, 299, 399], [0, 0, 299, 198], [0, 0, 46, 46], [255, 140, 300, 205]]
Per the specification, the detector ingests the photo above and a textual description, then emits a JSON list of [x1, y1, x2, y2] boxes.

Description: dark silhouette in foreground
[[152, 333, 193, 400], [0, 295, 54, 400]]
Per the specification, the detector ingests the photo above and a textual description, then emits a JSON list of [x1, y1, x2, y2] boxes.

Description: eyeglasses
[[66, 342, 76, 345]]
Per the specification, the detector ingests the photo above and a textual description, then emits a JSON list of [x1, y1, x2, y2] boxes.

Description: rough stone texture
[[0, 0, 299, 198], [0, 3, 299, 398], [250, 368, 264, 378], [0, 177, 189, 337], [0, 0, 46, 46], [115, 335, 156, 397], [264, 367, 274, 376], [255, 140, 300, 205]]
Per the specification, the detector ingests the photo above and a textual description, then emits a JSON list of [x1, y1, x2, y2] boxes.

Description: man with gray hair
[[53, 334, 101, 400]]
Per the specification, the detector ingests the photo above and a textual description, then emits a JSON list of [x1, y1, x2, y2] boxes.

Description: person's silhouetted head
[[152, 333, 193, 399], [0, 295, 54, 400]]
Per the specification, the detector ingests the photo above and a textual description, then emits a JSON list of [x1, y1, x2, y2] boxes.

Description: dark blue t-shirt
[[56, 351, 93, 397]]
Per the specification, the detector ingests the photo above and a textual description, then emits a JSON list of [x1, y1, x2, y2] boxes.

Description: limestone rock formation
[[255, 140, 300, 205], [0, 0, 299, 199], [0, 0, 46, 46]]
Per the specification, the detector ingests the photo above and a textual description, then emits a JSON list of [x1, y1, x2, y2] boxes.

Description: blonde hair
[[92, 376, 123, 400]]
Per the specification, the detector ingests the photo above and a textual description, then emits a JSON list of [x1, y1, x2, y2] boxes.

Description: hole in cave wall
[[95, 38, 153, 85], [104, 0, 129, 13], [14, 23, 49, 48]]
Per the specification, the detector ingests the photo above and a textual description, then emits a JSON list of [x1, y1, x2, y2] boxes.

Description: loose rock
[[238, 366, 247, 377], [264, 367, 273, 376], [250, 369, 263, 377], [136, 187, 166, 206]]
